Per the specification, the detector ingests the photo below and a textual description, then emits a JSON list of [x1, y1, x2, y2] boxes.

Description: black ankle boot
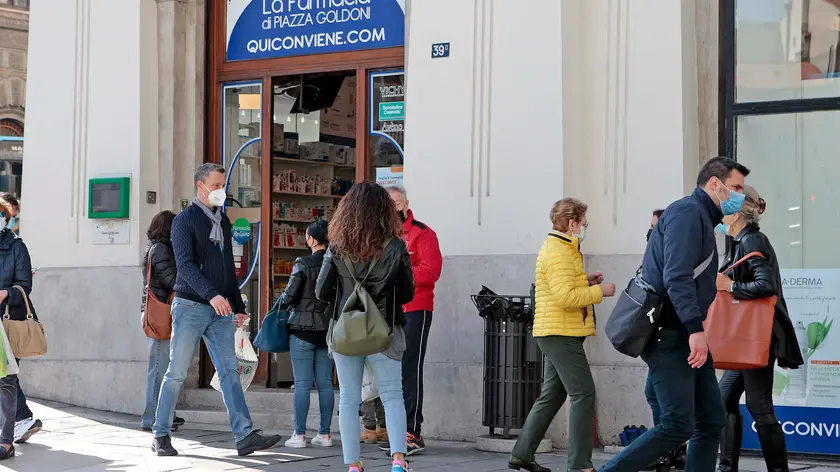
[[757, 424, 789, 472], [718, 413, 742, 472]]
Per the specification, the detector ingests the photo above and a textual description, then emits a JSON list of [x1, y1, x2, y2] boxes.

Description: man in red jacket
[[387, 186, 443, 455]]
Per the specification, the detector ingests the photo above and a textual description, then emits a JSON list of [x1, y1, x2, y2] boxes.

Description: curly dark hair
[[328, 181, 402, 261], [147, 210, 176, 243]]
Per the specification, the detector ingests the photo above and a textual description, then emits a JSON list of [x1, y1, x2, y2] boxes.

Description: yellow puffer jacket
[[533, 231, 603, 337]]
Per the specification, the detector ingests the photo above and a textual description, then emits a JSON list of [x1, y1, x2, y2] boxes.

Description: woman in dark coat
[[140, 211, 185, 431], [278, 219, 335, 449], [715, 186, 803, 472], [315, 182, 415, 472], [0, 201, 36, 459]]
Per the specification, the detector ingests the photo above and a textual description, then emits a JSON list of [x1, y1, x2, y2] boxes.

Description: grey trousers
[[361, 398, 385, 429], [512, 336, 596, 471], [0, 374, 18, 445]]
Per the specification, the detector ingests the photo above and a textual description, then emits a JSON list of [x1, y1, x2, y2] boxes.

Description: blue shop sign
[[227, 0, 405, 62], [741, 405, 840, 455]]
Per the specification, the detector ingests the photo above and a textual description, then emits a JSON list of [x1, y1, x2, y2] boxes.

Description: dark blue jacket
[[172, 204, 245, 314], [642, 188, 722, 335], [0, 228, 36, 321]]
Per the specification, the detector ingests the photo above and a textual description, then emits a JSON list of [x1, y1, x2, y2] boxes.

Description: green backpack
[[329, 255, 392, 356]]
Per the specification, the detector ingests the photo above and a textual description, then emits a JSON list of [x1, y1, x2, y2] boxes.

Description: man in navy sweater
[[152, 163, 281, 457], [601, 157, 750, 472]]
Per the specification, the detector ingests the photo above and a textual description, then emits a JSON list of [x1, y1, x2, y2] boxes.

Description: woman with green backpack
[[315, 182, 415, 472]]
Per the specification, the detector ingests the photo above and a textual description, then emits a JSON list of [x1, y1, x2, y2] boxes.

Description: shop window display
[[736, 0, 840, 102], [269, 71, 357, 386], [737, 111, 840, 269], [369, 70, 404, 187]]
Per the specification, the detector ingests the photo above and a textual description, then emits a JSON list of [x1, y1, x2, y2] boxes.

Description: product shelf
[[273, 156, 355, 169], [272, 191, 341, 200]]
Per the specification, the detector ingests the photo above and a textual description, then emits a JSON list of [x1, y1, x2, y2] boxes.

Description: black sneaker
[[152, 435, 178, 456], [236, 430, 282, 457], [173, 416, 186, 427], [0, 445, 14, 461], [406, 433, 425, 456], [508, 455, 551, 472], [378, 434, 426, 456]]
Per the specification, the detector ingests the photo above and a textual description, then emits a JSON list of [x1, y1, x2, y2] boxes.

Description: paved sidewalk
[[4, 400, 839, 471]]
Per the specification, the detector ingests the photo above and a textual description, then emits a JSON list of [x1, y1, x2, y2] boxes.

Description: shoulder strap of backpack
[[341, 238, 391, 286]]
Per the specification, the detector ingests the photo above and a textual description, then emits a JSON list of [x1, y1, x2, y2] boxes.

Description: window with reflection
[[736, 110, 840, 268], [736, 0, 840, 102], [369, 70, 404, 187]]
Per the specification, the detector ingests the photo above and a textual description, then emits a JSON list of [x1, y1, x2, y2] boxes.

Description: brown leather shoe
[[376, 426, 389, 442], [360, 428, 379, 444]]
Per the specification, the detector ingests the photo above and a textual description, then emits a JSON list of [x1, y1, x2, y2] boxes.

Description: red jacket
[[402, 210, 443, 313]]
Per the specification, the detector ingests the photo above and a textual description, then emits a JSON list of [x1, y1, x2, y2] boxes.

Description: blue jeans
[[289, 335, 334, 435], [153, 298, 253, 442], [14, 360, 33, 422], [334, 352, 406, 464], [142, 337, 171, 428], [645, 372, 660, 425], [601, 329, 726, 472]]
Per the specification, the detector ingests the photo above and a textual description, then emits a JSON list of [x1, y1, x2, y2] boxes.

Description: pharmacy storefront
[[210, 0, 406, 387], [724, 0, 840, 455]]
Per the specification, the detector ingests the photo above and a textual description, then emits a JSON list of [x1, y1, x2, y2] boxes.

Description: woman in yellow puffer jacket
[[510, 198, 616, 472]]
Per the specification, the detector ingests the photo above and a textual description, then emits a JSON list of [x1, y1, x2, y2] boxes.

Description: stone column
[[157, 0, 205, 212], [695, 0, 720, 162], [157, 0, 206, 389]]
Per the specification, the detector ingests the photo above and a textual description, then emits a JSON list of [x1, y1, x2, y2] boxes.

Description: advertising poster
[[741, 269, 840, 455], [369, 70, 405, 157], [375, 166, 403, 187], [227, 0, 405, 62]]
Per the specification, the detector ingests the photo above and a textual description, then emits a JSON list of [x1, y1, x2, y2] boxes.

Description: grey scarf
[[193, 197, 224, 251]]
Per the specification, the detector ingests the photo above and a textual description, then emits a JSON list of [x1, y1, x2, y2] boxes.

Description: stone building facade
[[0, 0, 27, 136]]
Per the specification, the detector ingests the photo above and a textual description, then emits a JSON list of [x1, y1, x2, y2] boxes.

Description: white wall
[[404, 0, 565, 257], [22, 0, 159, 268], [405, 0, 701, 257]]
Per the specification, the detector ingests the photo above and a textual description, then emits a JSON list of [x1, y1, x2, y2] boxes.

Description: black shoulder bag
[[605, 252, 714, 357]]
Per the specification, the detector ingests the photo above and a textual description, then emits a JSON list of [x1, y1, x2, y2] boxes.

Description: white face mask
[[577, 226, 587, 242], [202, 184, 227, 207]]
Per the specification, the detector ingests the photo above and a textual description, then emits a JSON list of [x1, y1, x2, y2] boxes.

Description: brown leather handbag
[[2, 285, 47, 358], [142, 244, 173, 340], [704, 251, 777, 370]]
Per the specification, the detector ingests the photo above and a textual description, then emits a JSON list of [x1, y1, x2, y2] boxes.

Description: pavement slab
[[0, 400, 835, 472]]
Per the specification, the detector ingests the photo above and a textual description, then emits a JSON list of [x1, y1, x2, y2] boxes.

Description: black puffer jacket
[[316, 238, 415, 328], [278, 250, 330, 331], [141, 239, 177, 313], [721, 223, 803, 369], [0, 228, 36, 322]]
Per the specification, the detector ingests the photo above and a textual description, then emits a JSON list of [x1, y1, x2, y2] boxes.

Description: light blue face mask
[[715, 179, 746, 216], [6, 216, 15, 230], [715, 223, 730, 236]]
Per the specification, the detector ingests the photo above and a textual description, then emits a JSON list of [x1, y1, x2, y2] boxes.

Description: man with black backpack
[[601, 157, 750, 472]]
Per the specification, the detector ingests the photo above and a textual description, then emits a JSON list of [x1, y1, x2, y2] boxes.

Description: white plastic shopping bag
[[361, 361, 379, 402], [211, 322, 258, 392], [0, 327, 18, 377]]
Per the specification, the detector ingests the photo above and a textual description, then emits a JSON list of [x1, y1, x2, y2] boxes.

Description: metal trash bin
[[471, 286, 544, 439]]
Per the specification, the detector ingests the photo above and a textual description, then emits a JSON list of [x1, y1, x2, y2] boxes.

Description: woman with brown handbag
[[713, 186, 803, 472], [140, 211, 185, 432], [0, 199, 42, 458]]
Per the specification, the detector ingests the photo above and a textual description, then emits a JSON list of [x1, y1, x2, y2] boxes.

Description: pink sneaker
[[392, 459, 411, 472]]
